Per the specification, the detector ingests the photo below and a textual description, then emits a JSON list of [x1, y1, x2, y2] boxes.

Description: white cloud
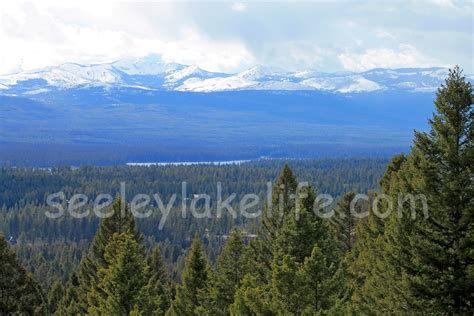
[[0, 2, 255, 74], [0, 1, 470, 74], [338, 44, 443, 71], [231, 2, 247, 12], [430, 0, 455, 8]]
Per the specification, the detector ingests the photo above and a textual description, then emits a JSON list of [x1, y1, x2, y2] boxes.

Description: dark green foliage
[[205, 231, 248, 315], [0, 158, 386, 294], [88, 232, 160, 315], [271, 186, 342, 314], [148, 246, 173, 314], [229, 241, 274, 316], [167, 237, 210, 315], [63, 197, 141, 312], [0, 234, 47, 315], [387, 66, 474, 313], [345, 204, 387, 314], [259, 164, 298, 262], [345, 66, 473, 314], [331, 192, 358, 253], [47, 280, 63, 314], [54, 272, 82, 315]]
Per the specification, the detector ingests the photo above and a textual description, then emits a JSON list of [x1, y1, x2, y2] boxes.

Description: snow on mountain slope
[[0, 66, 92, 87], [0, 55, 467, 94], [164, 65, 226, 89], [177, 75, 257, 92], [337, 76, 383, 93], [112, 55, 184, 75], [59, 63, 122, 84], [301, 75, 382, 92], [177, 65, 301, 91], [237, 65, 290, 81]]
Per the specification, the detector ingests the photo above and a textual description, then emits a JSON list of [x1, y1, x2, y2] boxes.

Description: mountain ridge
[[0, 55, 467, 94]]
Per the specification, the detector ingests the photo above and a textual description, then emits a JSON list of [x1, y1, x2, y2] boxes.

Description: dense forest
[[1, 158, 386, 290], [1, 67, 472, 314]]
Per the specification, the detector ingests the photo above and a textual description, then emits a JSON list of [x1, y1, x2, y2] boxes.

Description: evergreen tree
[[166, 237, 210, 315], [87, 232, 159, 315], [205, 230, 247, 315], [148, 245, 173, 314], [346, 198, 387, 314], [357, 154, 411, 314], [384, 66, 474, 313], [271, 186, 342, 314], [229, 242, 274, 316], [54, 272, 82, 315], [61, 197, 141, 312], [271, 254, 303, 314], [47, 280, 63, 314], [298, 245, 341, 314], [0, 234, 47, 314], [331, 192, 358, 253], [274, 186, 337, 262], [232, 164, 298, 315], [258, 164, 298, 267]]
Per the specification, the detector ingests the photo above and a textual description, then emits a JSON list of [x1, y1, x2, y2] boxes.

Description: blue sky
[[0, 0, 472, 74]]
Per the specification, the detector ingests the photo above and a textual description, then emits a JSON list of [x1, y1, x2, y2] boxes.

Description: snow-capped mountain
[[0, 55, 469, 94]]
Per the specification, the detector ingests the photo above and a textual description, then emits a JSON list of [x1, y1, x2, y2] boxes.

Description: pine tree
[[274, 186, 337, 262], [349, 67, 474, 314], [346, 197, 387, 314], [384, 66, 474, 313], [356, 154, 412, 314], [258, 164, 298, 267], [342, 154, 411, 313], [87, 232, 160, 315], [271, 254, 304, 314], [271, 186, 342, 314], [54, 272, 82, 315], [205, 230, 247, 315], [0, 234, 47, 315], [298, 245, 341, 314], [61, 197, 141, 312], [148, 245, 172, 314], [232, 164, 298, 315], [47, 280, 63, 314], [166, 237, 210, 315], [229, 242, 274, 316], [332, 192, 358, 253]]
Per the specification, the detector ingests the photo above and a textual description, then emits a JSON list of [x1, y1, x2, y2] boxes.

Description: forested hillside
[[0, 158, 386, 289], [1, 67, 472, 314]]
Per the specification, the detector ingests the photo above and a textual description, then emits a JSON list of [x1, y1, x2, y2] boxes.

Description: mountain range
[[1, 55, 472, 165], [0, 55, 464, 94]]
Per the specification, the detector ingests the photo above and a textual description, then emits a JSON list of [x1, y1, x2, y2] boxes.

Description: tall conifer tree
[[271, 186, 341, 314], [258, 164, 298, 267], [87, 232, 159, 315], [60, 197, 141, 312], [205, 230, 247, 315], [384, 66, 473, 313], [148, 245, 173, 314], [0, 234, 47, 314], [232, 164, 298, 314], [166, 237, 210, 315]]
